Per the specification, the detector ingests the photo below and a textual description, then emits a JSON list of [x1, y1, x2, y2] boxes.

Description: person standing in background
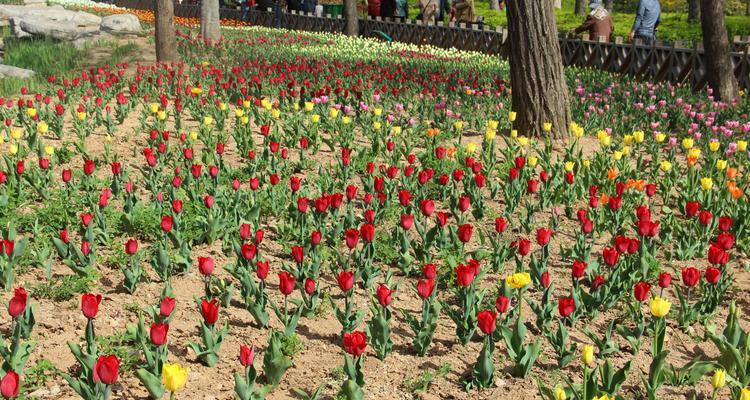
[[380, 0, 396, 17], [570, 1, 614, 41], [394, 0, 408, 20], [629, 0, 661, 45]]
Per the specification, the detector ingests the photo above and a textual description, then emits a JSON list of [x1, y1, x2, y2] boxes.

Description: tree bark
[[605, 0, 614, 12], [574, 0, 587, 16], [700, 0, 738, 101], [507, 0, 571, 138], [155, 0, 178, 63], [688, 0, 700, 23], [344, 0, 358, 36], [201, 0, 222, 44]]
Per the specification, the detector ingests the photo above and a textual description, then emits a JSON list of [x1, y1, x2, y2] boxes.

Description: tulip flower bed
[[0, 25, 749, 400]]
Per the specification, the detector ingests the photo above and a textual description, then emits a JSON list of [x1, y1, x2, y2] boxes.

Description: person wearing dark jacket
[[380, 0, 396, 17], [256, 0, 275, 10], [570, 1, 614, 41]]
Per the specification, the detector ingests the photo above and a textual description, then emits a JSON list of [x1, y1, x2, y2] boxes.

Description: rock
[[23, 0, 46, 6], [0, 6, 101, 40], [100, 14, 141, 35], [0, 64, 35, 79]]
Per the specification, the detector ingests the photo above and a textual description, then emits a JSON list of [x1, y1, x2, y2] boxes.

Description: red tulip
[[536, 228, 552, 246], [514, 156, 525, 169], [608, 196, 622, 210], [83, 159, 95, 176], [0, 370, 19, 398], [658, 272, 672, 289], [600, 245, 619, 266], [477, 310, 497, 335], [416, 279, 434, 299], [200, 298, 220, 325], [337, 271, 354, 293], [457, 196, 471, 212], [124, 239, 138, 255], [343, 331, 367, 357], [681, 267, 701, 288], [81, 293, 102, 319], [516, 239, 531, 256], [422, 263, 437, 280], [540, 271, 551, 288], [376, 284, 394, 307], [239, 344, 254, 367], [457, 224, 473, 244], [591, 275, 606, 290], [198, 257, 214, 276], [557, 297, 576, 318], [495, 218, 508, 234], [455, 263, 476, 287], [62, 169, 72, 183], [708, 244, 729, 265], [291, 246, 304, 264], [633, 282, 651, 302], [310, 230, 322, 246], [571, 260, 586, 279], [495, 295, 509, 313], [8, 288, 27, 318], [398, 190, 411, 207], [304, 278, 316, 295], [93, 355, 120, 385], [278, 272, 296, 296], [256, 261, 269, 280], [636, 205, 651, 222], [705, 267, 721, 284], [241, 243, 257, 261], [419, 199, 435, 217], [345, 229, 359, 249], [527, 179, 538, 194], [637, 220, 659, 238], [239, 224, 251, 241], [360, 224, 375, 242], [716, 232, 735, 250], [718, 216, 733, 232], [159, 296, 176, 319], [160, 216, 173, 233], [684, 201, 700, 217], [435, 212, 449, 227], [400, 214, 414, 230], [81, 212, 94, 227], [698, 210, 713, 226], [150, 323, 169, 346]]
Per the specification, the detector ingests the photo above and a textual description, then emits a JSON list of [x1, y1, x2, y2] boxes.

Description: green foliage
[[31, 273, 97, 301], [279, 332, 304, 357], [96, 329, 141, 373], [21, 359, 60, 396], [403, 363, 452, 393]]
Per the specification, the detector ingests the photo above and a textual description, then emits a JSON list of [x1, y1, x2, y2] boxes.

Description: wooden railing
[[114, 0, 750, 91]]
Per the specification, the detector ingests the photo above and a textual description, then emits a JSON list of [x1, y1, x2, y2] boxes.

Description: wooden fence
[[114, 0, 750, 91]]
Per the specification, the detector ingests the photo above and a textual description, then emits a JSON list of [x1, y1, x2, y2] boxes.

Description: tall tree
[[574, 0, 587, 16], [201, 0, 222, 44], [506, 0, 571, 138], [155, 0, 178, 63], [700, 0, 738, 101], [688, 0, 700, 22], [344, 0, 358, 36]]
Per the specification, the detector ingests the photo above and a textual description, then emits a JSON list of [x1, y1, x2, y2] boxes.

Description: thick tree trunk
[[605, 0, 614, 12], [574, 0, 587, 16], [490, 0, 500, 11], [688, 0, 700, 22], [201, 0, 222, 44], [344, 0, 358, 36], [507, 0, 571, 138], [155, 0, 178, 63], [700, 0, 738, 101]]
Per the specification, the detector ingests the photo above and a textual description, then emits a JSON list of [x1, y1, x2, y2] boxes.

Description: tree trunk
[[688, 0, 700, 23], [201, 0, 222, 44], [605, 0, 614, 12], [574, 0, 587, 16], [155, 0, 178, 63], [344, 0, 358, 36], [747, 0, 749, 16], [490, 0, 500, 11], [506, 0, 571, 138], [700, 0, 738, 101]]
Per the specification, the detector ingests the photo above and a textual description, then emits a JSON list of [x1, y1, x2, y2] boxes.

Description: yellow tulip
[[203, 116, 214, 126], [564, 161, 575, 172], [218, 103, 227, 111], [623, 134, 633, 145], [37, 122, 49, 134], [582, 345, 595, 366], [271, 109, 280, 119], [26, 108, 37, 118], [622, 146, 631, 155], [633, 130, 645, 143], [373, 121, 381, 130], [488, 120, 499, 130], [709, 141, 720, 152], [392, 126, 402, 136], [157, 111, 167, 121], [304, 102, 314, 112], [76, 112, 87, 121], [712, 369, 726, 389], [10, 129, 22, 140], [234, 109, 245, 118], [162, 363, 189, 393], [738, 141, 748, 152], [342, 116, 351, 125], [9, 144, 18, 155], [240, 116, 249, 125], [569, 122, 584, 138], [518, 136, 528, 147], [465, 143, 477, 154], [660, 161, 672, 172], [543, 122, 552, 132], [149, 103, 160, 113], [310, 114, 320, 124], [613, 151, 623, 161], [508, 111, 517, 122], [454, 121, 463, 131], [527, 156, 538, 167], [485, 129, 496, 141], [554, 387, 566, 400], [701, 177, 713, 191], [189, 131, 198, 141], [583, 159, 590, 168], [329, 108, 339, 118], [105, 135, 112, 143], [373, 108, 382, 117], [716, 159, 727, 171], [261, 99, 271, 110], [682, 138, 694, 150], [688, 148, 702, 160], [655, 133, 666, 143], [510, 129, 518, 138], [741, 387, 750, 400], [650, 296, 671, 318], [44, 145, 54, 156], [505, 272, 531, 290], [191, 87, 203, 95]]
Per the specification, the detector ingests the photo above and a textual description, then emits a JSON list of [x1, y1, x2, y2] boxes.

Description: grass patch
[[96, 329, 141, 373], [31, 273, 97, 301], [22, 359, 60, 396]]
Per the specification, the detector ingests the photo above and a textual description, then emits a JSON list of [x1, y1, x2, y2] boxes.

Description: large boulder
[[0, 64, 35, 79], [3, 7, 101, 41], [100, 14, 142, 35]]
